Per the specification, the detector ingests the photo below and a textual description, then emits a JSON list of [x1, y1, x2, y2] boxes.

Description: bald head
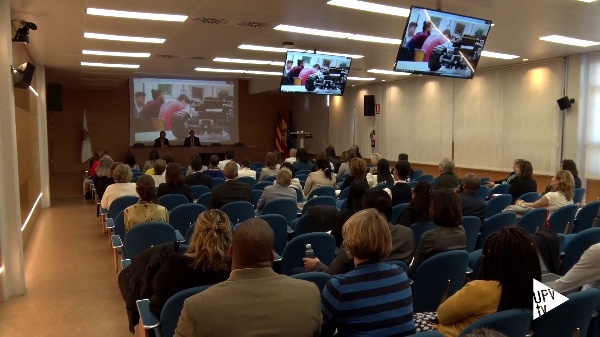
[[230, 218, 274, 268], [223, 161, 239, 179]]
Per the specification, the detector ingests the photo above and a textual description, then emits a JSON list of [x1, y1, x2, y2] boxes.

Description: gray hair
[[113, 164, 133, 183], [96, 155, 114, 177], [439, 157, 455, 173]]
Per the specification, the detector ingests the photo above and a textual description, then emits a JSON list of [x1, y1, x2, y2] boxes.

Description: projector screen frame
[[279, 51, 352, 96]]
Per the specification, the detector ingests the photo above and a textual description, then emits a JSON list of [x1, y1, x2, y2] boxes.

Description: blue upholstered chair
[[169, 203, 206, 235], [573, 201, 600, 233], [251, 182, 271, 191], [261, 198, 297, 227], [212, 178, 225, 187], [237, 176, 257, 187], [307, 186, 336, 199], [485, 194, 512, 218], [517, 208, 547, 234], [281, 233, 336, 275], [518, 192, 541, 202], [462, 216, 481, 253], [195, 192, 211, 208], [291, 272, 332, 292], [220, 201, 255, 224], [548, 204, 578, 234], [158, 194, 189, 212], [560, 227, 600, 275], [573, 187, 586, 204], [301, 196, 336, 215], [480, 212, 517, 248], [415, 174, 434, 183], [391, 203, 409, 225], [251, 189, 262, 208], [411, 221, 436, 249], [190, 185, 210, 200], [258, 214, 289, 255], [489, 183, 510, 195]]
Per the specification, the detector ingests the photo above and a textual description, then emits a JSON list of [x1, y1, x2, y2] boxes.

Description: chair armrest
[[287, 226, 294, 234], [175, 230, 185, 243], [466, 267, 473, 275], [100, 208, 108, 216], [106, 218, 115, 230], [136, 299, 160, 329], [121, 259, 131, 269], [111, 235, 123, 249], [274, 252, 282, 262]]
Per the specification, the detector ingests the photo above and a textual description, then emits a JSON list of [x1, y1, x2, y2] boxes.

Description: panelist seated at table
[[153, 130, 171, 148], [184, 130, 201, 148]]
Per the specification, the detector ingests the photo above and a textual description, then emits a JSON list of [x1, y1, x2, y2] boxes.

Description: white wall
[[292, 95, 329, 153]]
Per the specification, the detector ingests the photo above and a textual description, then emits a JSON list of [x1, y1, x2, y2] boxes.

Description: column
[[36, 66, 50, 208]]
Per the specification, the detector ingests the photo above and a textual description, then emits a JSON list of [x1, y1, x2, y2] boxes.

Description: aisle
[[0, 198, 131, 337]]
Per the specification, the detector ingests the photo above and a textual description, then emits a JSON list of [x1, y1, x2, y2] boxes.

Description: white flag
[[533, 279, 569, 320], [81, 109, 93, 163]]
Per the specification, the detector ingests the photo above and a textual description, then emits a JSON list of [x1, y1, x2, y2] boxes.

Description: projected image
[[131, 78, 236, 144], [280, 51, 351, 96], [393, 6, 492, 79]]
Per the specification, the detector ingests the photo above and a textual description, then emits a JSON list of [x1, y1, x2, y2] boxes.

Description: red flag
[[275, 111, 288, 156]]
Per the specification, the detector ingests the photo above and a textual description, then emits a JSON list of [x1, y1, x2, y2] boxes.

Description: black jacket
[[209, 180, 252, 209], [507, 177, 538, 203], [530, 229, 560, 274], [95, 177, 114, 200], [157, 183, 193, 202], [153, 137, 170, 148], [183, 136, 201, 147], [306, 206, 340, 233], [185, 172, 213, 188], [434, 172, 460, 190], [460, 191, 487, 221], [390, 182, 412, 206]]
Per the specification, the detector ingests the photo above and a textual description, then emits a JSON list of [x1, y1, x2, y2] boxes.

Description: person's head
[[346, 180, 370, 213], [276, 168, 292, 187], [313, 64, 321, 70], [159, 130, 166, 139], [274, 151, 283, 164], [551, 170, 575, 200], [151, 89, 163, 101], [516, 160, 533, 179], [279, 162, 295, 177], [93, 150, 102, 161], [398, 153, 409, 161], [438, 157, 455, 174], [430, 189, 462, 227], [149, 149, 159, 162], [229, 218, 274, 269], [153, 159, 167, 175], [113, 163, 133, 183], [350, 157, 367, 179], [176, 94, 191, 104], [423, 21, 432, 32], [165, 163, 184, 186], [289, 148, 297, 158], [408, 22, 418, 35], [325, 145, 336, 158], [346, 149, 356, 163], [225, 149, 234, 160], [240, 158, 251, 169], [410, 181, 432, 223], [191, 157, 203, 172], [462, 173, 481, 192], [315, 151, 328, 161], [350, 145, 360, 155], [189, 129, 196, 138], [342, 209, 391, 262], [481, 227, 541, 311], [163, 153, 175, 164], [209, 155, 220, 168], [561, 159, 578, 178], [340, 150, 348, 163], [297, 59, 304, 67], [136, 175, 158, 203], [296, 148, 309, 163], [464, 328, 508, 337], [370, 153, 382, 167], [512, 159, 525, 173], [286, 60, 293, 70], [96, 155, 114, 177], [125, 152, 136, 168], [363, 189, 392, 222], [442, 29, 452, 39], [265, 152, 277, 169], [316, 158, 332, 180], [185, 209, 233, 272], [223, 161, 238, 180], [376, 159, 392, 182], [134, 92, 146, 107], [394, 160, 411, 181], [108, 162, 121, 178]]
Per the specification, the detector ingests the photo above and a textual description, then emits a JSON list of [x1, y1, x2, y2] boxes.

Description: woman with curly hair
[[517, 169, 574, 218], [340, 157, 367, 192], [397, 181, 432, 227]]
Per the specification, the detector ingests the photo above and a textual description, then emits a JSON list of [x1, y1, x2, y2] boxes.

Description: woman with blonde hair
[[368, 152, 382, 174], [96, 161, 120, 200], [516, 169, 574, 218], [149, 209, 232, 316]]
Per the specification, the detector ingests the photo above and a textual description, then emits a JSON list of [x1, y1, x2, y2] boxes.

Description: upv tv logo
[[533, 279, 569, 320]]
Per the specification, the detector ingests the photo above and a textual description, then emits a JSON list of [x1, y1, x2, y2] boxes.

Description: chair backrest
[[412, 250, 469, 312], [489, 183, 510, 196], [340, 199, 348, 212], [237, 176, 257, 187], [518, 192, 541, 202], [548, 204, 579, 234], [531, 288, 600, 337], [251, 189, 262, 208], [468, 249, 482, 280], [462, 216, 481, 253], [263, 175, 276, 183], [123, 222, 176, 259], [114, 210, 126, 240], [296, 174, 308, 183], [261, 198, 298, 227], [190, 185, 210, 200], [481, 212, 517, 246], [459, 309, 532, 337], [108, 195, 139, 218], [180, 166, 188, 174], [132, 171, 143, 178], [477, 185, 490, 199], [338, 187, 350, 200], [411, 169, 424, 179], [295, 187, 304, 202], [158, 194, 189, 212], [281, 232, 337, 275], [196, 192, 211, 208], [383, 260, 409, 274], [159, 285, 211, 337], [560, 227, 600, 275], [485, 194, 512, 218], [391, 203, 409, 225], [296, 170, 311, 176], [574, 200, 600, 233], [291, 272, 332, 292], [220, 201, 255, 224], [479, 177, 490, 185], [301, 196, 336, 215], [411, 221, 436, 249], [251, 162, 264, 169], [257, 214, 289, 255], [415, 174, 434, 182], [184, 223, 195, 244], [251, 182, 272, 191], [169, 203, 207, 234], [573, 187, 586, 204], [307, 186, 336, 199], [291, 214, 308, 238], [516, 207, 546, 234], [212, 178, 225, 187]]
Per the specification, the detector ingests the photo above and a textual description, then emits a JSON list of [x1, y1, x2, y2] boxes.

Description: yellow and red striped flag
[[276, 111, 288, 155]]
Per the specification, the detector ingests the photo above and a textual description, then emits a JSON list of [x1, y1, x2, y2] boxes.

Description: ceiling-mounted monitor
[[280, 51, 351, 96]]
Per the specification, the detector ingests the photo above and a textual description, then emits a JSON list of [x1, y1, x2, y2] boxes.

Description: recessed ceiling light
[[491, 23, 496, 27], [368, 69, 410, 75], [194, 67, 281, 76], [81, 62, 140, 68], [347, 77, 376, 81], [480, 51, 520, 59], [522, 58, 529, 61], [382, 80, 385, 82], [352, 85, 355, 86], [274, 24, 352, 39], [238, 45, 364, 59], [86, 8, 187, 22], [84, 32, 165, 44], [82, 50, 151, 57], [349, 34, 402, 45], [244, 70, 282, 76], [213, 57, 283, 66], [578, 0, 596, 3], [539, 35, 600, 47], [326, 0, 409, 17]]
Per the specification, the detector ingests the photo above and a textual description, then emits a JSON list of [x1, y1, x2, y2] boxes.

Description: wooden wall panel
[[586, 179, 600, 204]]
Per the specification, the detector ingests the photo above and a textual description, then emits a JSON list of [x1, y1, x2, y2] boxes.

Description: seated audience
[[145, 153, 175, 175], [554, 242, 600, 293], [325, 145, 338, 171], [303, 158, 336, 196], [274, 151, 283, 169], [517, 169, 574, 217], [340, 157, 367, 192], [390, 160, 413, 206], [331, 180, 370, 247], [157, 163, 193, 202], [124, 175, 169, 231], [285, 148, 297, 163], [256, 168, 297, 213], [101, 164, 137, 210], [434, 157, 460, 190], [398, 153, 414, 179], [398, 181, 432, 227], [202, 155, 226, 179], [151, 160, 167, 187], [259, 152, 279, 181], [408, 189, 466, 276], [459, 173, 487, 221], [96, 161, 120, 200], [184, 157, 212, 188], [174, 218, 322, 337], [336, 149, 356, 181], [209, 162, 252, 209], [315, 151, 335, 171], [320, 209, 416, 337], [237, 158, 257, 179], [544, 159, 582, 193], [369, 152, 383, 174], [280, 162, 302, 190], [292, 148, 314, 172], [185, 154, 203, 177], [350, 144, 362, 158], [218, 149, 238, 170], [142, 149, 160, 173], [150, 210, 232, 316], [487, 159, 523, 188], [507, 160, 537, 203], [93, 155, 114, 193], [375, 158, 394, 185], [124, 151, 139, 171], [335, 150, 347, 173]]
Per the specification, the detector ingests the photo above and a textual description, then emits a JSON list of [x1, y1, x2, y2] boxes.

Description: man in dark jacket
[[459, 173, 487, 221], [185, 157, 213, 188], [434, 157, 460, 190], [209, 161, 252, 209]]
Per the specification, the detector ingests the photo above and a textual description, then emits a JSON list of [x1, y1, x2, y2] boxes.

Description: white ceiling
[[9, 0, 600, 88]]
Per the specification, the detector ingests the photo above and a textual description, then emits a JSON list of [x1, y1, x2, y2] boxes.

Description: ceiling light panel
[[480, 51, 520, 59], [84, 32, 165, 43], [214, 57, 283, 66], [327, 0, 410, 17], [274, 24, 352, 39], [81, 62, 140, 68], [539, 35, 600, 47], [82, 50, 150, 57], [238, 45, 364, 59], [368, 69, 410, 75], [86, 8, 187, 22], [195, 68, 284, 76], [349, 34, 402, 44], [244, 70, 282, 76]]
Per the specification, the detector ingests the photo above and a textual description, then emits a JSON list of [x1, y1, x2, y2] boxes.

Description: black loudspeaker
[[12, 62, 35, 89], [557, 96, 574, 110], [47, 83, 63, 111], [364, 95, 375, 116]]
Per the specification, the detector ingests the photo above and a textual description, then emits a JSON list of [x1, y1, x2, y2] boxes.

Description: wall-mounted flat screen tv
[[280, 51, 351, 96], [393, 6, 492, 79]]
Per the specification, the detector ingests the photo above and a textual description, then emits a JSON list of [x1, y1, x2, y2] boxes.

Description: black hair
[[325, 145, 336, 158], [430, 189, 462, 227], [177, 94, 191, 104], [409, 182, 432, 223], [398, 153, 409, 161], [315, 158, 332, 180], [286, 60, 293, 65], [209, 155, 220, 167], [363, 189, 392, 222], [191, 157, 203, 171], [408, 22, 418, 28], [297, 59, 304, 66], [225, 149, 234, 160], [125, 152, 136, 168], [395, 160, 411, 180], [376, 159, 394, 185], [163, 153, 175, 164], [280, 162, 295, 178], [240, 158, 251, 168], [296, 148, 309, 163], [561, 159, 578, 178], [151, 89, 163, 99], [134, 92, 146, 99]]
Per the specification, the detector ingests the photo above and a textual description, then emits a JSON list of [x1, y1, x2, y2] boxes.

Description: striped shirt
[[321, 261, 416, 337]]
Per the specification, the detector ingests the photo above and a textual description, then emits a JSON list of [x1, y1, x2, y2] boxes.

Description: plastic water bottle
[[305, 244, 314, 258]]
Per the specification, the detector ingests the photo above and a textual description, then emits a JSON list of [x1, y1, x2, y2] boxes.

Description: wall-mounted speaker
[[47, 83, 63, 111], [557, 96, 574, 110], [12, 62, 35, 89], [364, 95, 375, 116]]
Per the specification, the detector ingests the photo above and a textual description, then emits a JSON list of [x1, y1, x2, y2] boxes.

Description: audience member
[[259, 152, 279, 181], [340, 157, 367, 191], [151, 160, 167, 187], [209, 162, 252, 209], [315, 151, 335, 171], [96, 161, 120, 200], [153, 130, 170, 148], [487, 159, 523, 188], [101, 164, 137, 210], [303, 158, 336, 196], [93, 155, 114, 191], [408, 189, 466, 276], [331, 180, 370, 247], [185, 154, 202, 177], [335, 150, 347, 173], [124, 175, 168, 231], [336, 149, 356, 181], [150, 210, 232, 316], [434, 157, 460, 190], [174, 218, 322, 337], [517, 169, 574, 217], [237, 158, 257, 179], [459, 173, 487, 221], [376, 158, 394, 185], [142, 149, 160, 173], [325, 145, 338, 171], [274, 151, 283, 169], [398, 153, 414, 178], [320, 209, 416, 337], [257, 168, 297, 212], [124, 151, 139, 171], [350, 144, 362, 158], [184, 157, 212, 188], [218, 149, 238, 170], [544, 159, 582, 193], [89, 150, 102, 177], [202, 155, 226, 179], [390, 160, 412, 206], [369, 152, 382, 174], [145, 153, 173, 175], [280, 162, 302, 190], [554, 242, 600, 293], [157, 163, 193, 202], [398, 181, 432, 227], [184, 129, 201, 148], [292, 148, 314, 172], [507, 160, 537, 203], [285, 148, 297, 163]]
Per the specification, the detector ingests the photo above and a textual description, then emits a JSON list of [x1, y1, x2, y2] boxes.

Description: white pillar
[[36, 66, 50, 208], [0, 0, 26, 300]]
